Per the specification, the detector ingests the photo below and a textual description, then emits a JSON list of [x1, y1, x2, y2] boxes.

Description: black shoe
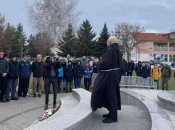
[[6, 98, 10, 102], [38, 94, 41, 97], [33, 93, 36, 98], [1, 99, 7, 103], [63, 87, 65, 90], [103, 113, 110, 118], [162, 88, 164, 90], [103, 118, 118, 123], [57, 89, 60, 93], [11, 97, 19, 100]]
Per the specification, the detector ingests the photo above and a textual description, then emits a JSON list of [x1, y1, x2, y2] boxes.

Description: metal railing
[[120, 76, 157, 89], [169, 47, 175, 51], [154, 47, 168, 51]]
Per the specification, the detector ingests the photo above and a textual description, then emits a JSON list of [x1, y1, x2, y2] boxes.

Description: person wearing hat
[[18, 54, 31, 97], [44, 52, 61, 110], [6, 54, 19, 102]]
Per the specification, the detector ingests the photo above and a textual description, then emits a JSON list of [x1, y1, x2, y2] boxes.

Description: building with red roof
[[130, 32, 175, 65]]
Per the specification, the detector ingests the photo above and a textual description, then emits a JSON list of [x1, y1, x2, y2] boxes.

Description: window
[[170, 34, 175, 39], [169, 55, 175, 62], [162, 54, 168, 62], [170, 43, 175, 47]]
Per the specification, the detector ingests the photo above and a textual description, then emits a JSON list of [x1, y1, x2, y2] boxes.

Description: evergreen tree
[[93, 23, 110, 58], [15, 23, 27, 57], [59, 23, 77, 57], [26, 35, 38, 57], [75, 19, 96, 57]]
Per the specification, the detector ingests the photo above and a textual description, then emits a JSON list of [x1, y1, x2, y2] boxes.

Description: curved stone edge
[[24, 88, 92, 130], [121, 89, 174, 130], [157, 92, 175, 113], [64, 88, 93, 130]]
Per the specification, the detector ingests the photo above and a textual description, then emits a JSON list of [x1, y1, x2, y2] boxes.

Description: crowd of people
[[121, 57, 172, 90], [0, 51, 99, 110]]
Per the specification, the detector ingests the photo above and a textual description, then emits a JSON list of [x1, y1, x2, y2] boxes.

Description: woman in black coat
[[65, 60, 74, 92]]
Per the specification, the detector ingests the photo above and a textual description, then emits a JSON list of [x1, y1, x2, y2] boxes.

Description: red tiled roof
[[137, 33, 167, 41]]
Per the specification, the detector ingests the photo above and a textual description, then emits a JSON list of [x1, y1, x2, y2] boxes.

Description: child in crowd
[[150, 64, 161, 89], [61, 59, 67, 90], [74, 60, 84, 88], [139, 62, 150, 87], [84, 61, 93, 91], [58, 59, 63, 92], [65, 60, 74, 93]]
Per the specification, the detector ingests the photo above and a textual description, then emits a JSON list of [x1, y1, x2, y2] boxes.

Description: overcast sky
[[0, 0, 174, 37]]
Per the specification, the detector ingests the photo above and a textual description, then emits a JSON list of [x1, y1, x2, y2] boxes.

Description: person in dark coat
[[135, 61, 142, 76], [121, 57, 128, 88], [65, 60, 74, 93], [61, 59, 67, 90], [44, 53, 61, 110], [138, 62, 150, 87], [127, 60, 134, 76], [91, 36, 122, 123], [74, 60, 84, 88], [32, 54, 44, 98], [6, 54, 19, 102], [18, 54, 31, 97], [0, 51, 9, 102], [121, 57, 127, 76]]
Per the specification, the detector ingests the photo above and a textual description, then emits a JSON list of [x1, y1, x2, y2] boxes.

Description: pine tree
[[75, 19, 96, 57], [93, 23, 110, 58], [59, 23, 77, 57], [26, 35, 38, 57]]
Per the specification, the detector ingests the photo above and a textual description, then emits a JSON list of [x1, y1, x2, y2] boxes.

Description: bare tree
[[113, 23, 145, 61], [0, 13, 6, 50], [27, 0, 80, 55]]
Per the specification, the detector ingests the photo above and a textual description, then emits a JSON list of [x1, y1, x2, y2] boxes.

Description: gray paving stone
[[0, 93, 70, 130]]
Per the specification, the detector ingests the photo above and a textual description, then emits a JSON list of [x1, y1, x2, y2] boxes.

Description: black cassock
[[91, 43, 122, 113]]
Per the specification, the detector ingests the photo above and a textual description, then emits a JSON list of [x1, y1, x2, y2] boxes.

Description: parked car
[[142, 61, 150, 67], [154, 61, 164, 68]]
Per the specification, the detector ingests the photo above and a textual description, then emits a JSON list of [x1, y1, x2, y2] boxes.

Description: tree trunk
[[127, 53, 131, 62]]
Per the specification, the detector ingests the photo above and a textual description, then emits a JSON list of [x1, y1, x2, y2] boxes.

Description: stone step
[[157, 91, 175, 113], [121, 89, 174, 130], [24, 88, 92, 130]]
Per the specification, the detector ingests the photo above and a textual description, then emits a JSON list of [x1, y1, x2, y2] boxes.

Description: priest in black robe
[[91, 36, 122, 123]]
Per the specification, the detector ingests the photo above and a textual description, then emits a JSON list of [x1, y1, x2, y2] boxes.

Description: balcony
[[169, 47, 175, 51], [154, 47, 168, 51]]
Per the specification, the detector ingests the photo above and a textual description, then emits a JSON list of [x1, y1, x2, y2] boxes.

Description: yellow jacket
[[150, 67, 162, 80]]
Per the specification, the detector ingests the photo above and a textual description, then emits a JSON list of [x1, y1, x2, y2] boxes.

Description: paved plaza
[[0, 93, 71, 130]]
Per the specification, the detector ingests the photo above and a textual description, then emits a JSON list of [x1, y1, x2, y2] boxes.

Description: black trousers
[[127, 72, 133, 76], [0, 77, 6, 100], [84, 78, 91, 91], [18, 78, 29, 97], [45, 77, 57, 104], [58, 77, 62, 90]]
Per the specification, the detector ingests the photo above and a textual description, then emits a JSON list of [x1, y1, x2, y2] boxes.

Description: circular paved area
[[87, 105, 151, 130], [0, 93, 71, 130]]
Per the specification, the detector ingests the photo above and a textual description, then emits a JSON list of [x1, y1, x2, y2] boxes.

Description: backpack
[[162, 67, 170, 76], [140, 66, 149, 71], [151, 68, 159, 75]]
